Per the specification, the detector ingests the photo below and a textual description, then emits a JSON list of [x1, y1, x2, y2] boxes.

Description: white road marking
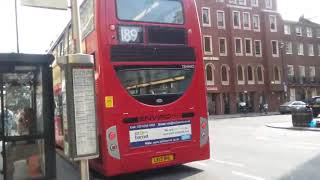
[[211, 158, 245, 167], [232, 171, 265, 180]]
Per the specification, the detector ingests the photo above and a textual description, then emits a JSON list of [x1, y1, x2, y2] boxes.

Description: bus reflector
[[200, 117, 209, 147], [106, 126, 120, 159], [201, 122, 207, 129], [109, 132, 116, 141]]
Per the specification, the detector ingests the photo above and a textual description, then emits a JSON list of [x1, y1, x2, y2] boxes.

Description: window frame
[[221, 65, 230, 85], [285, 41, 293, 55], [203, 35, 213, 55], [245, 38, 253, 56], [253, 15, 260, 32], [238, 0, 247, 6], [235, 38, 243, 56], [287, 65, 294, 77], [298, 43, 304, 56], [247, 65, 255, 84], [269, 15, 277, 32], [217, 10, 226, 29], [284, 24, 291, 35], [274, 66, 281, 84], [251, 0, 259, 7], [243, 12, 251, 30], [254, 40, 262, 57], [271, 40, 279, 57], [233, 11, 241, 29], [265, 0, 272, 9], [237, 65, 245, 85], [296, 26, 302, 36], [306, 27, 313, 37], [219, 37, 228, 56], [308, 44, 314, 56], [206, 63, 215, 85], [202, 7, 211, 27], [256, 65, 264, 84]]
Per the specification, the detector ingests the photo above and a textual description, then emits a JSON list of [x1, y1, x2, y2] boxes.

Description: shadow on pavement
[[91, 165, 203, 180], [279, 153, 320, 180]]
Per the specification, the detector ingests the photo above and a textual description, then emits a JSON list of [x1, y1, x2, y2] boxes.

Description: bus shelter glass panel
[[1, 69, 46, 179]]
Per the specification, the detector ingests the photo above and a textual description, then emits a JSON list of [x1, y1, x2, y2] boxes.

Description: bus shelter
[[0, 54, 55, 180]]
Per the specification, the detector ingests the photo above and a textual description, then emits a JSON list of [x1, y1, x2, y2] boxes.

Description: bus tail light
[[106, 126, 120, 159], [200, 117, 209, 147]]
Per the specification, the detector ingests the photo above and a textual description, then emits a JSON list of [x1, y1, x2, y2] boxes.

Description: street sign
[[21, 0, 68, 10]]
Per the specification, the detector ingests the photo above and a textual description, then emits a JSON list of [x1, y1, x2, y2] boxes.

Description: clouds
[[278, 0, 320, 23]]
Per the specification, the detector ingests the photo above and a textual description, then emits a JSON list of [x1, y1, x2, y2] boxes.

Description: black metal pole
[[15, 0, 20, 53], [0, 75, 7, 180]]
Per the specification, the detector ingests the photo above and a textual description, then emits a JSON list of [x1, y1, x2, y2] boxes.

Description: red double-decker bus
[[50, 0, 209, 176]]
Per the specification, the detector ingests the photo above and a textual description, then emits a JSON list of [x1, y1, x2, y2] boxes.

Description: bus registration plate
[[152, 154, 174, 164]]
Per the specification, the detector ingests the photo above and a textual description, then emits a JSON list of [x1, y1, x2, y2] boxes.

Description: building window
[[285, 42, 293, 54], [310, 66, 316, 82], [235, 38, 243, 56], [203, 36, 213, 55], [254, 40, 262, 57], [233, 11, 241, 29], [274, 66, 281, 82], [284, 25, 291, 35], [217, 11, 226, 29], [269, 15, 277, 32], [297, 43, 304, 55], [237, 65, 244, 83], [299, 66, 306, 83], [308, 44, 314, 56], [296, 26, 302, 36], [306, 27, 313, 37], [219, 38, 227, 56], [238, 0, 246, 5], [271, 40, 279, 57], [243, 12, 251, 30], [317, 29, 320, 38], [251, 0, 258, 6], [245, 38, 253, 56], [202, 7, 211, 27], [221, 65, 229, 85], [253, 15, 260, 31], [247, 65, 254, 84], [287, 65, 294, 77], [216, 0, 224, 2], [265, 0, 272, 8], [206, 64, 214, 85], [229, 0, 236, 4], [257, 66, 264, 83]]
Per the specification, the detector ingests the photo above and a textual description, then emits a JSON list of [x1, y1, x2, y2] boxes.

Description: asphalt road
[[97, 114, 320, 180]]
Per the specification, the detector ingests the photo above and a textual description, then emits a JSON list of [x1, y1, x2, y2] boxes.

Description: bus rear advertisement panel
[[129, 120, 192, 148]]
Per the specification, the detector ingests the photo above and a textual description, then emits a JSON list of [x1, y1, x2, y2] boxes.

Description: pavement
[[266, 121, 320, 131], [211, 111, 280, 119]]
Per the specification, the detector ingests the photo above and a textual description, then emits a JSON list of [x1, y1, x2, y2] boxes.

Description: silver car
[[279, 101, 306, 114]]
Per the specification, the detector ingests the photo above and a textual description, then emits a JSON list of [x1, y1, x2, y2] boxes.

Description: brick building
[[282, 18, 320, 102], [196, 0, 286, 115]]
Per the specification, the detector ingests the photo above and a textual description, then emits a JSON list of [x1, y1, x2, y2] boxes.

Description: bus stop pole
[[70, 0, 89, 180]]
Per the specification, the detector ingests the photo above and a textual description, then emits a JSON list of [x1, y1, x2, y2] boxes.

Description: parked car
[[279, 101, 307, 114], [308, 96, 320, 118]]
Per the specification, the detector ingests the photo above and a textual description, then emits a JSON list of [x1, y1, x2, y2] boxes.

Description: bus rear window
[[116, 0, 184, 24], [115, 66, 194, 105]]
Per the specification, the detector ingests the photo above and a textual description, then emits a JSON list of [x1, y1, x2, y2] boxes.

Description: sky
[[0, 0, 319, 54]]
